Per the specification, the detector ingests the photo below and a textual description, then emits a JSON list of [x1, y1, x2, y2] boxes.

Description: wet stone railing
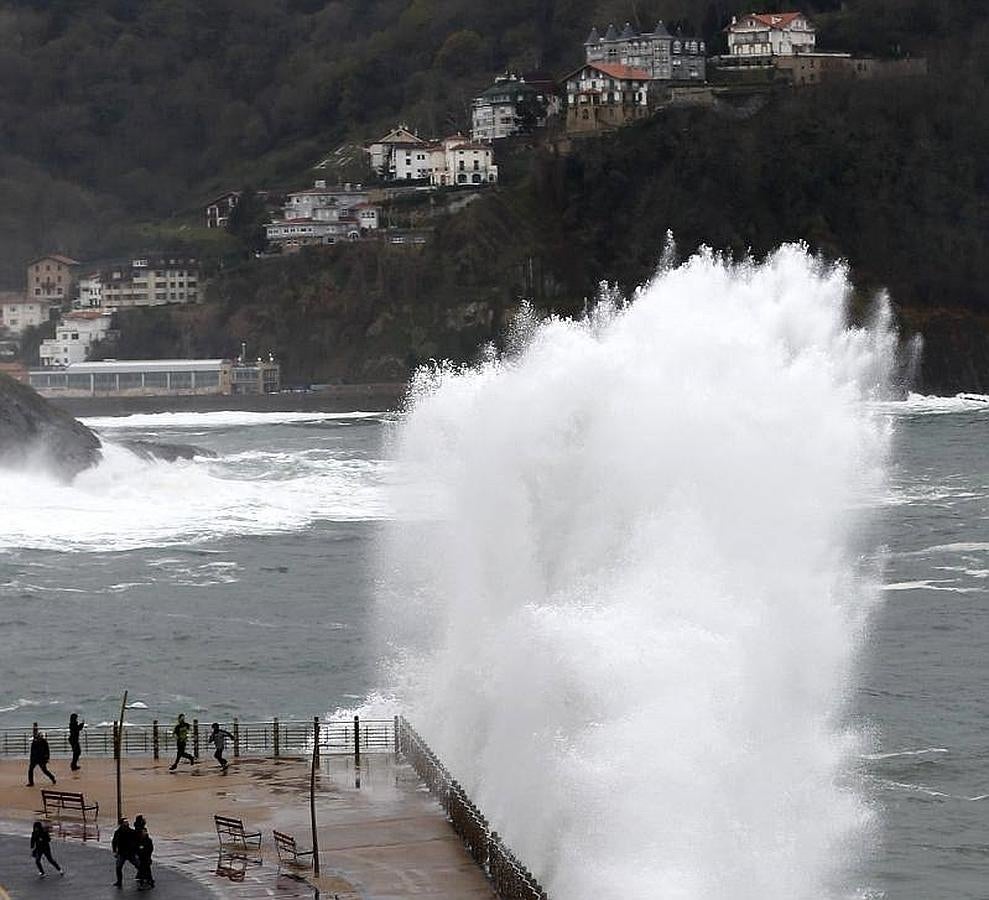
[[396, 716, 548, 900]]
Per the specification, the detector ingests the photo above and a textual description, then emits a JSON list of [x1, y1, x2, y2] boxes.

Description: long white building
[[28, 358, 280, 397]]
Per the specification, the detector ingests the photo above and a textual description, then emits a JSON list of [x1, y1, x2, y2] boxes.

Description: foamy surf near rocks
[[0, 371, 102, 480]]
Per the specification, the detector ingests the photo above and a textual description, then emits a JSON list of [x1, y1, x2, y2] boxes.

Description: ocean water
[[0, 254, 987, 897]]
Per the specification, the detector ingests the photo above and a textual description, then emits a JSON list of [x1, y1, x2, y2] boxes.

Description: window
[[169, 372, 192, 389], [144, 372, 167, 388]]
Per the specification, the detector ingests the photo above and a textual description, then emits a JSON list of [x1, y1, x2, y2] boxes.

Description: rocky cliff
[[0, 373, 102, 479]]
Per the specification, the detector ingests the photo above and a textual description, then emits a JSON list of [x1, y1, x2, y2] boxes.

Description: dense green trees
[[4, 0, 971, 286]]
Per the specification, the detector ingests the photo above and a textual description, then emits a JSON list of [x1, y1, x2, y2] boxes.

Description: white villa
[[266, 181, 380, 251], [726, 11, 816, 58], [367, 128, 499, 186], [39, 310, 113, 367]]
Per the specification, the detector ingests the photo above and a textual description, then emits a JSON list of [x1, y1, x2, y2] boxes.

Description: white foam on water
[[80, 409, 387, 430], [862, 748, 948, 760], [0, 441, 393, 552], [872, 393, 989, 415], [378, 245, 896, 900]]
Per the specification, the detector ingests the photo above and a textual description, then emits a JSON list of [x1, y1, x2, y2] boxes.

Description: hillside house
[[27, 255, 79, 305], [39, 310, 113, 367], [266, 181, 380, 251], [0, 292, 52, 337], [470, 73, 557, 142], [367, 126, 429, 180], [429, 136, 498, 186], [585, 22, 706, 82], [726, 12, 816, 58], [75, 272, 103, 309], [564, 62, 651, 134], [283, 182, 369, 219], [101, 255, 200, 309], [205, 191, 241, 228]]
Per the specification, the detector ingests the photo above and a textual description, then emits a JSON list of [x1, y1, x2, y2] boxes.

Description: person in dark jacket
[[112, 817, 137, 887], [69, 713, 85, 771], [207, 722, 233, 771], [134, 817, 155, 889], [27, 728, 56, 787], [30, 820, 63, 876], [168, 713, 195, 771]]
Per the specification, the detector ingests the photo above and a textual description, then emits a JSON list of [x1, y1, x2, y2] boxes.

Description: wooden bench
[[41, 789, 99, 823], [273, 830, 314, 869], [213, 814, 262, 852]]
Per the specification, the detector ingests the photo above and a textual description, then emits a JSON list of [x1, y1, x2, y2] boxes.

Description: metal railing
[[0, 716, 396, 761], [396, 716, 548, 900]]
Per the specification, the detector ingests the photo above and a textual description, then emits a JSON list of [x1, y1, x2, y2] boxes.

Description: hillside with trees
[[2, 0, 988, 389]]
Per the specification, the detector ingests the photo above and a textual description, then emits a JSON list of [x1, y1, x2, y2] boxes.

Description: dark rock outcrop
[[117, 439, 217, 462], [0, 373, 102, 479]]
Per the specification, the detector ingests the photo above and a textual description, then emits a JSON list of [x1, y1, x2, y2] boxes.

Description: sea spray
[[377, 245, 897, 899]]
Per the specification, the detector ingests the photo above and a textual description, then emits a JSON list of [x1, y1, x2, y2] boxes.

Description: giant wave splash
[[377, 245, 897, 899]]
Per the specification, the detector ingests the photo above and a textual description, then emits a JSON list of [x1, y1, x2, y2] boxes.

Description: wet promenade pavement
[[0, 754, 493, 899]]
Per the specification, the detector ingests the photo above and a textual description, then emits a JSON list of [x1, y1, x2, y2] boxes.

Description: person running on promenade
[[134, 816, 155, 889], [30, 821, 63, 877], [207, 722, 234, 771], [168, 713, 195, 771], [69, 712, 85, 771], [27, 728, 56, 786], [112, 817, 137, 887]]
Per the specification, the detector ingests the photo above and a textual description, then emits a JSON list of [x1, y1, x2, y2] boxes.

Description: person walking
[[30, 821, 63, 877], [69, 712, 85, 771], [207, 722, 233, 771], [111, 817, 137, 887], [134, 816, 155, 889], [27, 728, 56, 786], [168, 713, 195, 771]]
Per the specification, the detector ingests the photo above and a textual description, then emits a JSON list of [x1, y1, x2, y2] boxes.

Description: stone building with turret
[[584, 21, 706, 82]]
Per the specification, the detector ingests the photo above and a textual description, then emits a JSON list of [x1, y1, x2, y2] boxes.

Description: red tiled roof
[[63, 310, 110, 320], [567, 61, 651, 81], [735, 11, 807, 30], [451, 142, 491, 151]]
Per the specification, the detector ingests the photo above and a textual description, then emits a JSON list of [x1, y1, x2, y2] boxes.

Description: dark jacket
[[136, 831, 153, 863], [30, 826, 51, 855], [112, 822, 136, 858], [69, 718, 84, 744], [29, 736, 50, 764]]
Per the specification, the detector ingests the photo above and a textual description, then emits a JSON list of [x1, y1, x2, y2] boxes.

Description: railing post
[[233, 718, 240, 758], [192, 719, 200, 758], [273, 718, 280, 758], [354, 715, 360, 767], [152, 720, 159, 761], [312, 716, 320, 766]]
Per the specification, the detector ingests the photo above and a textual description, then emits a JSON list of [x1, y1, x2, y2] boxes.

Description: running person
[[207, 722, 234, 771], [30, 821, 63, 876], [168, 714, 195, 771]]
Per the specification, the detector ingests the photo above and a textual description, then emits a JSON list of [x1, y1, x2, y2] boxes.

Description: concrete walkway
[[0, 835, 214, 898], [0, 754, 493, 899]]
